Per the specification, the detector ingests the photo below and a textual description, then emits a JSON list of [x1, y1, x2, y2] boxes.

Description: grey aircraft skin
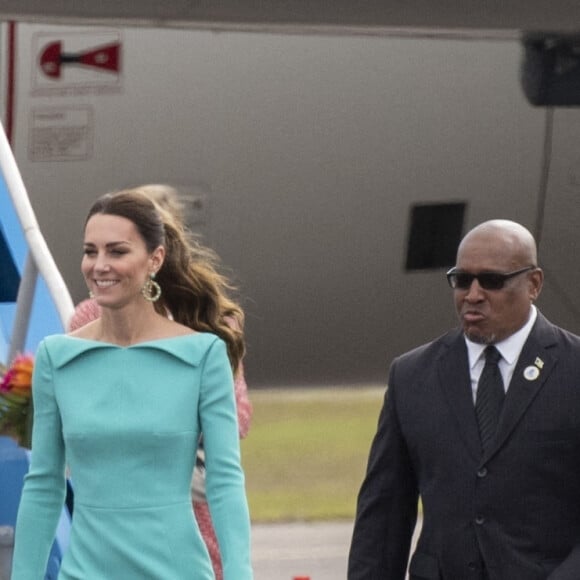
[[2, 12, 580, 388]]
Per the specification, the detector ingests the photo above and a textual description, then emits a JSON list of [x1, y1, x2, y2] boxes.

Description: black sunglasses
[[446, 266, 535, 291]]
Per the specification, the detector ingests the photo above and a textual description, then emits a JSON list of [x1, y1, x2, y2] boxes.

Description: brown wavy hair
[[86, 189, 245, 372]]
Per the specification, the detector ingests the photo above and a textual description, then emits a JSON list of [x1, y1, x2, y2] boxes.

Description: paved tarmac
[[252, 521, 352, 580], [252, 518, 422, 580]]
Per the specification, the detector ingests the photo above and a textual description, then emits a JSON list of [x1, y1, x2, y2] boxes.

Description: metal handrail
[[0, 121, 74, 344]]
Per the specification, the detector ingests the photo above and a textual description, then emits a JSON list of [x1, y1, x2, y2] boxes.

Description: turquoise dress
[[11, 333, 253, 579]]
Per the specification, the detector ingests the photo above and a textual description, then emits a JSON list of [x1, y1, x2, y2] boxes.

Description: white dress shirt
[[465, 305, 538, 402]]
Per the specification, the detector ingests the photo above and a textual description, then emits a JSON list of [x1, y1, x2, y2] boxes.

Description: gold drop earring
[[141, 273, 162, 302]]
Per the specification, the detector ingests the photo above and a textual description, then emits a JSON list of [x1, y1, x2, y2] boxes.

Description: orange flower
[[0, 354, 34, 397]]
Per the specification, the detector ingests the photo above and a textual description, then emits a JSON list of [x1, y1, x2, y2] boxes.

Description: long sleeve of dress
[[200, 339, 253, 580], [11, 340, 67, 579]]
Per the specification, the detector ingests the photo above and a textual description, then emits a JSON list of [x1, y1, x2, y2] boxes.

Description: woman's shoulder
[[40, 332, 222, 370], [68, 318, 100, 340], [40, 332, 112, 358]]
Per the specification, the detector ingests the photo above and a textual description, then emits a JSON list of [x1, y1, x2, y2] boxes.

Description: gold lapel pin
[[534, 357, 544, 369]]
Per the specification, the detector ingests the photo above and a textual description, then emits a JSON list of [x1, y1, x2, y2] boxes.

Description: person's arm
[[233, 361, 252, 439], [224, 315, 252, 439], [12, 340, 67, 579], [348, 363, 419, 580], [199, 338, 253, 580]]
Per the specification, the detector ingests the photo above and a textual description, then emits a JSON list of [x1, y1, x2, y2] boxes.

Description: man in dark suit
[[348, 219, 580, 580]]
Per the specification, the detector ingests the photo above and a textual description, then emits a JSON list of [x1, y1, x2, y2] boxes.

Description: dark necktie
[[475, 345, 504, 453]]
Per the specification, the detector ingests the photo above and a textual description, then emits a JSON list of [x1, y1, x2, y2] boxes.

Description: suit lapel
[[485, 314, 558, 461], [438, 332, 482, 461]]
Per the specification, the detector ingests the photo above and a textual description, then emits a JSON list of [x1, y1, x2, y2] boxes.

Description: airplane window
[[521, 35, 580, 106], [405, 202, 466, 271]]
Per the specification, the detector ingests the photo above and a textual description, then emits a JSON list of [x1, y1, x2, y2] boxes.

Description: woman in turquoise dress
[[11, 189, 253, 579]]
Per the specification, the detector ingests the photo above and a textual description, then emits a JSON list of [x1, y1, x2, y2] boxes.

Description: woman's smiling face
[[82, 213, 161, 309]]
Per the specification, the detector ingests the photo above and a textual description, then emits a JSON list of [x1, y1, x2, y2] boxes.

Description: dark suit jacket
[[348, 313, 580, 580]]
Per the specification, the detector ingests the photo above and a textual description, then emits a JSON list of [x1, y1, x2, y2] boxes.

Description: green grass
[[241, 387, 384, 522]]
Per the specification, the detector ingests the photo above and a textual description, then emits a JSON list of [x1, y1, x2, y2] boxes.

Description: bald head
[[457, 220, 538, 269]]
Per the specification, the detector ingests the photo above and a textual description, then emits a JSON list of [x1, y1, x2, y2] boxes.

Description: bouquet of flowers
[[0, 353, 34, 448]]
